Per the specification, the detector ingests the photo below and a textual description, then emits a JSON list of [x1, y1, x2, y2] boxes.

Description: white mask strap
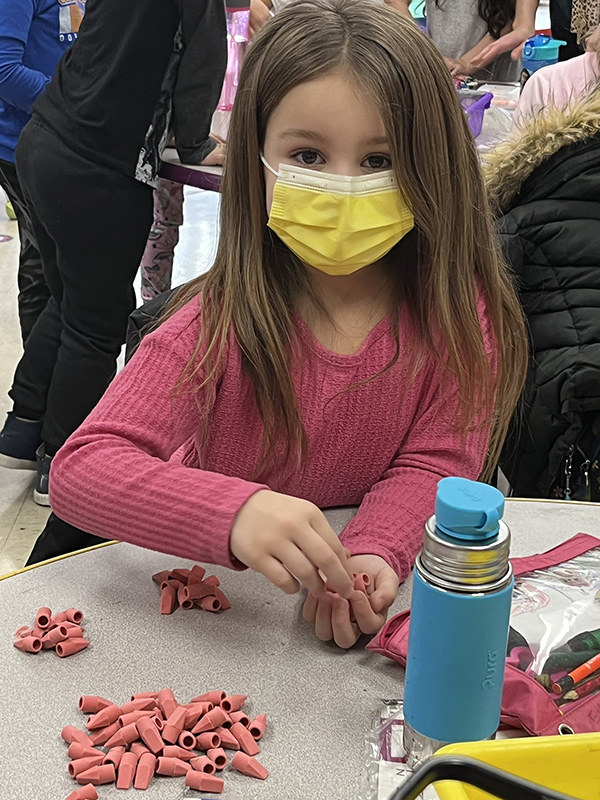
[[260, 153, 279, 177]]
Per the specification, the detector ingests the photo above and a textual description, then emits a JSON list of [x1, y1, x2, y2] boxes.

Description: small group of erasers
[[153, 565, 231, 615], [13, 606, 89, 657], [62, 689, 268, 798]]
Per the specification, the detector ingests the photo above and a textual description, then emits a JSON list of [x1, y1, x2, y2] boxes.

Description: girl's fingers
[[331, 595, 360, 649], [350, 591, 385, 635], [369, 571, 400, 614], [259, 556, 300, 595], [275, 542, 326, 597], [301, 521, 354, 598], [314, 594, 334, 642], [303, 593, 318, 624]]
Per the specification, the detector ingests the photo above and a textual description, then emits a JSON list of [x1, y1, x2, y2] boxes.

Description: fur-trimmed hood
[[484, 89, 600, 216]]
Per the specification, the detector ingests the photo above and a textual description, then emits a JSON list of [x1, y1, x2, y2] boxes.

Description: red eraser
[[50, 611, 68, 625], [199, 595, 222, 612], [196, 731, 221, 750], [207, 747, 228, 770], [103, 746, 126, 769], [214, 726, 240, 750], [65, 785, 99, 800], [89, 721, 121, 747], [212, 588, 231, 610], [14, 625, 31, 638], [65, 608, 84, 624], [119, 697, 156, 714], [55, 637, 89, 657], [104, 721, 140, 749], [86, 704, 121, 731], [157, 688, 178, 718], [220, 694, 246, 713], [136, 717, 164, 754], [190, 691, 225, 705], [65, 625, 85, 639], [231, 751, 269, 780], [35, 606, 52, 629], [131, 691, 159, 701], [129, 742, 151, 758], [229, 710, 250, 727], [68, 755, 106, 778], [61, 726, 93, 746], [249, 713, 268, 740], [189, 755, 216, 774], [155, 757, 190, 777], [192, 706, 227, 734], [204, 575, 220, 587], [116, 751, 138, 790], [231, 722, 260, 756], [78, 696, 111, 714], [133, 752, 157, 790], [160, 584, 178, 614], [170, 568, 190, 583], [118, 710, 155, 728], [13, 636, 42, 653], [163, 745, 194, 761], [67, 742, 102, 761], [151, 570, 172, 584], [184, 702, 211, 728], [178, 730, 197, 750], [162, 705, 187, 744], [42, 625, 69, 648], [185, 770, 224, 793], [187, 565, 207, 584], [75, 763, 116, 785]]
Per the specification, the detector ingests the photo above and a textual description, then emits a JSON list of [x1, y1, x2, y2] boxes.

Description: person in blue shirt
[[0, 0, 85, 344]]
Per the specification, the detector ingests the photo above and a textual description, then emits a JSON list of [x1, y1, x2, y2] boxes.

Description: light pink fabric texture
[[51, 296, 494, 580], [514, 52, 600, 127]]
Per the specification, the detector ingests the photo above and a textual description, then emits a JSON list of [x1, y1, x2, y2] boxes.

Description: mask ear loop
[[260, 154, 279, 177]]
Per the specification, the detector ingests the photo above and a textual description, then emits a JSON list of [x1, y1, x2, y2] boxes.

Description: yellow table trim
[[0, 540, 118, 581]]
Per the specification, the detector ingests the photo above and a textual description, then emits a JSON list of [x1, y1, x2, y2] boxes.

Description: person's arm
[[471, 0, 539, 68], [172, 0, 227, 165], [383, 0, 414, 19], [0, 0, 52, 113]]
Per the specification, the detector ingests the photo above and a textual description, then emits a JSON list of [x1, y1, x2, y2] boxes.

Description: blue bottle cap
[[522, 34, 567, 61], [435, 477, 505, 541]]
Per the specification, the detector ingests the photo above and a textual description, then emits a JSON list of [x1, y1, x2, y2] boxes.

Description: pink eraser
[[155, 757, 190, 777], [51, 611, 68, 625], [68, 755, 106, 778], [160, 583, 178, 614], [170, 568, 190, 582], [133, 752, 157, 790], [178, 730, 197, 750], [55, 637, 89, 657], [14, 625, 31, 638], [189, 756, 216, 774], [217, 712, 232, 729], [249, 713, 268, 740], [89, 721, 121, 747], [229, 710, 250, 727], [212, 588, 231, 610], [203, 575, 220, 587], [118, 709, 155, 728], [13, 636, 42, 653], [104, 721, 140, 749], [214, 726, 240, 750], [220, 695, 246, 713], [135, 717, 164, 754], [76, 764, 116, 785], [131, 691, 159, 701], [116, 751, 138, 790], [65, 608, 84, 624], [157, 688, 178, 718], [190, 691, 225, 705], [30, 626, 45, 638], [78, 696, 111, 714], [129, 742, 150, 758], [185, 770, 224, 793], [199, 595, 222, 612], [231, 722, 260, 756], [181, 583, 215, 602], [187, 565, 207, 584], [196, 731, 220, 750], [162, 745, 194, 761], [42, 625, 69, 648], [162, 705, 187, 744], [207, 747, 228, 770], [65, 785, 99, 800], [65, 625, 85, 639], [103, 746, 126, 769], [120, 697, 157, 714], [192, 706, 227, 733], [184, 702, 211, 728], [86, 704, 121, 731], [151, 570, 172, 584], [67, 742, 101, 761], [61, 726, 93, 746], [231, 751, 269, 780], [35, 606, 52, 629]]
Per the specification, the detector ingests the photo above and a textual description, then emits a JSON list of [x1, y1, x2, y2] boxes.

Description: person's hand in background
[[250, 0, 272, 36], [586, 24, 600, 53], [201, 133, 227, 166], [303, 553, 399, 648]]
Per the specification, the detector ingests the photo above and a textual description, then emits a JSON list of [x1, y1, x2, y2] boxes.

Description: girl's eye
[[292, 149, 324, 166], [363, 153, 392, 170]]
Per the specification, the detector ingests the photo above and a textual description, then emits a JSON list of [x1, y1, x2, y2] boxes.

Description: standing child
[[49, 0, 528, 648]]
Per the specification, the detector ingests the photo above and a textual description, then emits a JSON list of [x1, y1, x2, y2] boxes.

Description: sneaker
[[0, 412, 42, 470], [33, 444, 52, 506]]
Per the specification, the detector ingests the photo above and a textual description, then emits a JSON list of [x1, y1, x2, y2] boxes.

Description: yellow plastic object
[[433, 733, 600, 800]]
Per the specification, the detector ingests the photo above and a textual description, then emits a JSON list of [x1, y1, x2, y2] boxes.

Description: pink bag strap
[[511, 533, 600, 576]]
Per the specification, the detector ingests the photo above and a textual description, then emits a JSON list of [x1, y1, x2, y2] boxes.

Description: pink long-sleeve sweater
[[51, 297, 494, 581]]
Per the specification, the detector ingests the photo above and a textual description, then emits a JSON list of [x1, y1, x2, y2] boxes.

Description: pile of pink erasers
[[13, 606, 89, 657], [62, 689, 269, 799], [153, 565, 231, 615]]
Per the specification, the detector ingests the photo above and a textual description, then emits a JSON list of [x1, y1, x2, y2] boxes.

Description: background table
[[1, 499, 598, 800], [159, 147, 222, 191]]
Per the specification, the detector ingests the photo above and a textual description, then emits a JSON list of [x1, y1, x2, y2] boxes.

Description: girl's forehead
[[266, 72, 387, 145]]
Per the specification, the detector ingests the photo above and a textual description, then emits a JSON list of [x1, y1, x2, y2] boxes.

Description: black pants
[[10, 120, 154, 456], [0, 157, 50, 344], [550, 0, 583, 61]]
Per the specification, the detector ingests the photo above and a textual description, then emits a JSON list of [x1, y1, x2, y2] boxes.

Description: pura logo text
[[482, 649, 499, 690]]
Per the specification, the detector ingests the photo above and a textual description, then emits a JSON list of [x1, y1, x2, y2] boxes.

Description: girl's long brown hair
[[166, 0, 528, 481]]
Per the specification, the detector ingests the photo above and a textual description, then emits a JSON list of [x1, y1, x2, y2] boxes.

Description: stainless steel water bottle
[[403, 477, 513, 767]]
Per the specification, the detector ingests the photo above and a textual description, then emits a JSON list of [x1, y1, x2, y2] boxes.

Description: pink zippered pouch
[[367, 534, 600, 736]]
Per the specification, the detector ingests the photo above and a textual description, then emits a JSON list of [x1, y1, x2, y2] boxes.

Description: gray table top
[[1, 499, 598, 800]]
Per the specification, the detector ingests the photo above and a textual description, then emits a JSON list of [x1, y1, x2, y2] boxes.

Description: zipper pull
[[580, 458, 591, 502], [564, 445, 574, 501]]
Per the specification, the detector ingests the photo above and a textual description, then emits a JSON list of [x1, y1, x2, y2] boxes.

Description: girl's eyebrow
[[278, 128, 326, 142]]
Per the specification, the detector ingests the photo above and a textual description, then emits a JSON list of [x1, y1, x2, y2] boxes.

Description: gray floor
[[0, 187, 221, 575]]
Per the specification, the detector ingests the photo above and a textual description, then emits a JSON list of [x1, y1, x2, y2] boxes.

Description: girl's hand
[[470, 24, 534, 68], [250, 0, 272, 36], [230, 490, 355, 598], [303, 554, 400, 649]]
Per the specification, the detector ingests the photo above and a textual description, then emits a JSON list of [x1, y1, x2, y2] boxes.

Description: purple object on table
[[159, 148, 222, 191], [458, 90, 494, 139]]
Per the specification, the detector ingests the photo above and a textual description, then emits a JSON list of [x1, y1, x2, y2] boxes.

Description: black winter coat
[[485, 92, 600, 498]]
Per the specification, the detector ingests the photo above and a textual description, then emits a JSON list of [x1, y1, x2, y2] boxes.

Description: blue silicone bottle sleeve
[[403, 569, 514, 743]]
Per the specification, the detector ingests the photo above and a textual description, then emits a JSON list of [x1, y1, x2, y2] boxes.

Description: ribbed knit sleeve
[[50, 318, 268, 567]]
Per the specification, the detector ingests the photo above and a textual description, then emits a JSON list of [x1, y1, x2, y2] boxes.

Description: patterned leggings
[[139, 178, 184, 303]]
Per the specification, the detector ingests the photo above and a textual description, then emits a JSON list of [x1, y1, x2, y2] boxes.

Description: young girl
[[49, 0, 528, 648]]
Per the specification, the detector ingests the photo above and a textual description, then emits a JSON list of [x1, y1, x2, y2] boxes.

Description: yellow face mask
[[262, 157, 415, 276]]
